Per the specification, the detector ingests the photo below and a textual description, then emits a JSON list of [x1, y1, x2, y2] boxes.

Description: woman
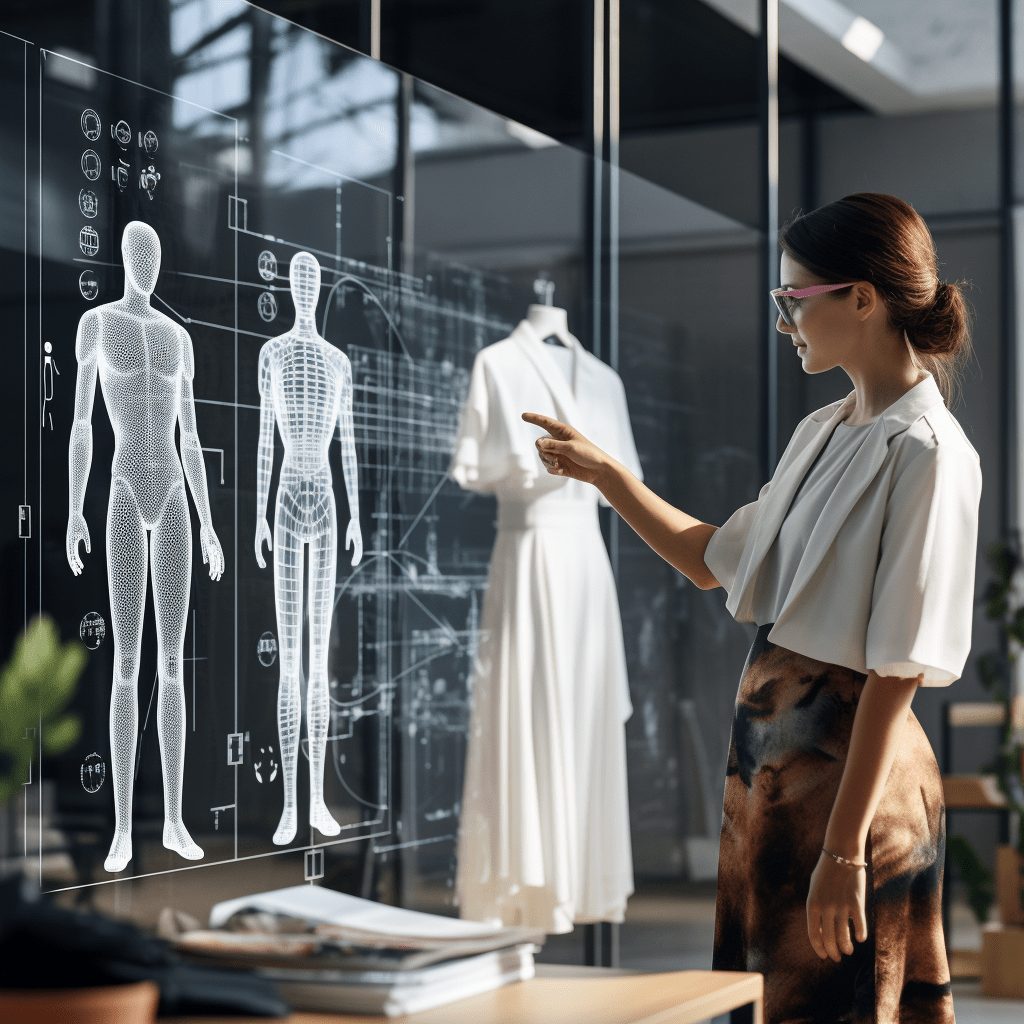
[[523, 192, 981, 1023]]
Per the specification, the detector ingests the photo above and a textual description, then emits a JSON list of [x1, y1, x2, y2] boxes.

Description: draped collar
[[726, 371, 946, 622], [511, 318, 586, 428]]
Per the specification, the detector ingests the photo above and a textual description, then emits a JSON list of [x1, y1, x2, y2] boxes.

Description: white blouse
[[750, 417, 876, 626], [702, 372, 983, 687], [745, 414, 952, 683]]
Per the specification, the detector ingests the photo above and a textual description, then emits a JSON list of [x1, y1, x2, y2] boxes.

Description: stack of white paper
[[261, 943, 537, 1016], [183, 885, 544, 1017]]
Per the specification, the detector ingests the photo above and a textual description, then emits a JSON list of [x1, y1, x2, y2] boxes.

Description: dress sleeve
[[448, 350, 490, 491], [864, 442, 982, 686], [702, 479, 772, 595], [448, 349, 540, 493]]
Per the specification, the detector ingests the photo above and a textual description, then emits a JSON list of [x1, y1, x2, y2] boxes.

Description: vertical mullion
[[360, 0, 381, 60], [583, 0, 620, 969], [591, 0, 605, 362], [760, 0, 780, 474], [1000, 0, 1016, 539]]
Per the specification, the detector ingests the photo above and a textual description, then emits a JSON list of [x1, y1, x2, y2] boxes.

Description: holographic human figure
[[42, 341, 59, 430], [255, 251, 362, 845], [66, 221, 225, 873]]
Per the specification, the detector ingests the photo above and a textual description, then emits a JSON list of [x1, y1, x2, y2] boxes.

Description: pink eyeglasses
[[770, 282, 858, 326]]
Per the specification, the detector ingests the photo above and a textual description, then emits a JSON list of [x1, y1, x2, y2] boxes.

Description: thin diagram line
[[270, 147, 394, 197], [41, 825, 393, 894]]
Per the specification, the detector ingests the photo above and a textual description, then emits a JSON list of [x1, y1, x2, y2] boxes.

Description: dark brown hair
[[779, 192, 974, 408]]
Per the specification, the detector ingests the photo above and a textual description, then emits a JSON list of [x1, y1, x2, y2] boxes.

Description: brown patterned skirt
[[712, 622, 955, 1024]]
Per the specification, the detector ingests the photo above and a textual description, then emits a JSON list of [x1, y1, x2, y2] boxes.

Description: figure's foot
[[163, 819, 204, 861], [104, 832, 133, 873], [310, 801, 341, 837], [273, 806, 297, 845]]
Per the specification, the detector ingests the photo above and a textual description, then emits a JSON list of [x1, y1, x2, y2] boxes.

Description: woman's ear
[[854, 281, 877, 320]]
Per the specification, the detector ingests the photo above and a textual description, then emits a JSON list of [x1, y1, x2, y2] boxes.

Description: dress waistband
[[496, 501, 600, 532]]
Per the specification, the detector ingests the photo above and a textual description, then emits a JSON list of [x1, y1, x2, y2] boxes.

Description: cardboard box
[[980, 923, 1024, 998], [996, 845, 1024, 927]]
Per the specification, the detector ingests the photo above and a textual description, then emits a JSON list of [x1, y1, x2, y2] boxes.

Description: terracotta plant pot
[[995, 844, 1024, 926], [0, 980, 159, 1024]]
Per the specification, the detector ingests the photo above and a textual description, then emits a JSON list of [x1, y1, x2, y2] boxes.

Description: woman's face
[[776, 253, 861, 374]]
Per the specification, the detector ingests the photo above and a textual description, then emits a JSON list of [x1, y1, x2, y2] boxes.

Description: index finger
[[521, 411, 573, 438]]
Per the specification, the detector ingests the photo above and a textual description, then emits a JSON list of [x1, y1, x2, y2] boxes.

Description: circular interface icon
[[257, 250, 278, 282], [139, 164, 161, 200], [254, 744, 279, 784], [79, 225, 99, 257], [80, 752, 106, 794], [78, 188, 98, 219], [78, 271, 99, 301], [80, 610, 106, 649], [80, 108, 101, 141], [112, 159, 130, 192], [81, 149, 101, 181], [257, 291, 278, 322], [111, 119, 131, 148], [142, 129, 159, 155], [257, 630, 278, 667]]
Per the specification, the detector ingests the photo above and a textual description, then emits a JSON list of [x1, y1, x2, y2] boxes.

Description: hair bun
[[931, 279, 962, 317]]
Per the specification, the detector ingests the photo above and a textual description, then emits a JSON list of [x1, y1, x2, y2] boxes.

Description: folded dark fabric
[[0, 874, 289, 1017]]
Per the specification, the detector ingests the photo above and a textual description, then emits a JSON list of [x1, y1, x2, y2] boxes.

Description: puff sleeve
[[864, 442, 982, 686], [702, 478, 772, 595], [448, 350, 490, 491], [448, 349, 540, 493]]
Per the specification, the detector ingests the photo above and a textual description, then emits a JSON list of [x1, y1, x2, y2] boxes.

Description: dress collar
[[512, 318, 584, 427]]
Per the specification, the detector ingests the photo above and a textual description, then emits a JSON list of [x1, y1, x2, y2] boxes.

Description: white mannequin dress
[[449, 319, 643, 934]]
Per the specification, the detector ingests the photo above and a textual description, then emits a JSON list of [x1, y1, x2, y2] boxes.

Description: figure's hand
[[255, 518, 272, 569], [346, 518, 363, 566], [200, 525, 225, 581], [66, 513, 91, 575], [521, 411, 612, 488], [806, 851, 868, 962]]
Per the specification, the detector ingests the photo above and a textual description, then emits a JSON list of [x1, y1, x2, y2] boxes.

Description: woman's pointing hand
[[521, 411, 612, 488]]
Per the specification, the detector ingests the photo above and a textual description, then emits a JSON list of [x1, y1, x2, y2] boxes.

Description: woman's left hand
[[806, 852, 868, 961]]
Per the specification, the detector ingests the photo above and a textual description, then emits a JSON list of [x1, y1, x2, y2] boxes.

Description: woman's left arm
[[806, 669, 921, 962]]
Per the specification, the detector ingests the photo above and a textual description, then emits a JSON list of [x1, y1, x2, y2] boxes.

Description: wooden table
[[171, 963, 764, 1024]]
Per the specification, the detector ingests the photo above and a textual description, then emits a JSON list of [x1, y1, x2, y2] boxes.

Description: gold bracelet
[[822, 846, 867, 869]]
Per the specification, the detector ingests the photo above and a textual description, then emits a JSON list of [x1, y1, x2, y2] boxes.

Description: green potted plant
[[0, 615, 159, 1024], [0, 615, 83, 808]]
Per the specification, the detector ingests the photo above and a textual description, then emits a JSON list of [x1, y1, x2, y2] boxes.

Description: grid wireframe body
[[255, 251, 362, 845], [65, 221, 224, 873]]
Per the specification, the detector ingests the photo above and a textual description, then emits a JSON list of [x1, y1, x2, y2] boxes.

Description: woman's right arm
[[597, 457, 722, 589], [522, 411, 722, 590]]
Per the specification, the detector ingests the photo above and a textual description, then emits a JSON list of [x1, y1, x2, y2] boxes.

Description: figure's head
[[775, 192, 972, 406], [121, 221, 161, 294], [289, 251, 321, 317]]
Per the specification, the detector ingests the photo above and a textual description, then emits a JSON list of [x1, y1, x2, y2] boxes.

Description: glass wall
[[0, 3, 641, 941], [0, 0, 1011, 981]]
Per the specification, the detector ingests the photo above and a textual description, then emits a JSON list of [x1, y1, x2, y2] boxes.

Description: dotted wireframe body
[[66, 221, 225, 873], [255, 251, 362, 845]]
